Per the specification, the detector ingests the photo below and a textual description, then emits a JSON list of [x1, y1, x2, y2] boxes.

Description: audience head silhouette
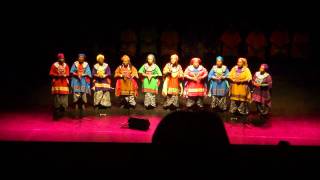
[[152, 111, 229, 146]]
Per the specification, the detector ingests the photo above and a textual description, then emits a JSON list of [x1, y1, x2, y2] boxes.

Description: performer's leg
[[122, 96, 128, 107], [61, 94, 68, 111], [238, 101, 249, 115], [73, 93, 81, 116], [81, 93, 87, 111], [53, 94, 60, 109], [102, 91, 111, 107], [94, 91, 103, 107], [150, 93, 156, 108], [196, 97, 204, 108], [128, 95, 136, 107], [229, 100, 238, 114], [73, 93, 80, 104], [211, 96, 219, 109], [257, 103, 269, 115], [144, 93, 151, 107], [163, 95, 170, 108], [218, 96, 228, 111], [172, 95, 179, 108], [186, 97, 195, 108], [101, 91, 111, 108], [53, 95, 61, 119]]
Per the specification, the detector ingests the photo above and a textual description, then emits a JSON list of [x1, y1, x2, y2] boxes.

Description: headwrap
[[78, 53, 86, 58], [170, 54, 179, 61], [216, 56, 223, 61], [261, 64, 269, 71], [147, 54, 156, 63], [121, 54, 131, 63], [96, 54, 105, 61], [57, 53, 64, 59], [190, 57, 201, 65], [238, 57, 248, 67]]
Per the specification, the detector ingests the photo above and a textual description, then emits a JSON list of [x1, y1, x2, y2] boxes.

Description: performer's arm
[[131, 67, 139, 79], [138, 65, 147, 77], [221, 68, 229, 80], [92, 67, 99, 78], [183, 69, 195, 80], [153, 66, 162, 77], [198, 68, 208, 80], [208, 69, 218, 80], [49, 64, 59, 77], [70, 64, 79, 77], [65, 65, 70, 77], [114, 67, 122, 78], [105, 66, 111, 78]]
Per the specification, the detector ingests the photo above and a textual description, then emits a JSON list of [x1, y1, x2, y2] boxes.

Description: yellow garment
[[162, 63, 184, 96], [228, 66, 252, 102]]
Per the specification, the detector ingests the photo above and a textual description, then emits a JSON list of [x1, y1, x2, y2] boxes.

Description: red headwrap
[[261, 64, 269, 71], [190, 57, 201, 65], [57, 53, 65, 59]]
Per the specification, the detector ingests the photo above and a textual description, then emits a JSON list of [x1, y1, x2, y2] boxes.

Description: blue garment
[[208, 65, 229, 96], [70, 61, 92, 94]]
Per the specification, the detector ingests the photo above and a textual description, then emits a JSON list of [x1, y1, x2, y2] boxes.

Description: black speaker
[[128, 117, 150, 131]]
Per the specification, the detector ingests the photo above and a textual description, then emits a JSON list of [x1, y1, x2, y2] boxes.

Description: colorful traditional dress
[[228, 66, 252, 115], [114, 64, 139, 106], [184, 65, 208, 108], [252, 71, 272, 115], [92, 62, 112, 107], [49, 62, 70, 110], [208, 65, 229, 110], [70, 61, 92, 104], [162, 63, 184, 108], [138, 63, 162, 107]]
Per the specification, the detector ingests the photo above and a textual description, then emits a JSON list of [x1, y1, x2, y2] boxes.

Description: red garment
[[49, 62, 70, 94], [184, 65, 208, 97]]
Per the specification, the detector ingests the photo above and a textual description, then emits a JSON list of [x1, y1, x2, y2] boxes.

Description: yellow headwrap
[[96, 54, 105, 61]]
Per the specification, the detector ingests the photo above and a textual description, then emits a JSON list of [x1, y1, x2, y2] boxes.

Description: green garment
[[138, 63, 162, 94]]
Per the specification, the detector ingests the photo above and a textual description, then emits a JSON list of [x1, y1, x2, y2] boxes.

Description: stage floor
[[0, 111, 320, 146]]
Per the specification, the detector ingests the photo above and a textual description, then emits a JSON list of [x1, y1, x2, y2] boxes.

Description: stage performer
[[92, 54, 112, 114], [114, 55, 139, 108], [183, 57, 208, 108], [138, 54, 162, 109], [228, 57, 252, 115], [208, 56, 230, 111], [49, 53, 70, 120], [70, 53, 92, 117], [162, 54, 184, 110], [252, 64, 272, 115]]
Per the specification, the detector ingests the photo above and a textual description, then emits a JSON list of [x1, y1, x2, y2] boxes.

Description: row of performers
[[50, 53, 272, 119]]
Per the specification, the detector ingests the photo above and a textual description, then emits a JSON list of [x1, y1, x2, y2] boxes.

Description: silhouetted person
[[152, 111, 229, 146]]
